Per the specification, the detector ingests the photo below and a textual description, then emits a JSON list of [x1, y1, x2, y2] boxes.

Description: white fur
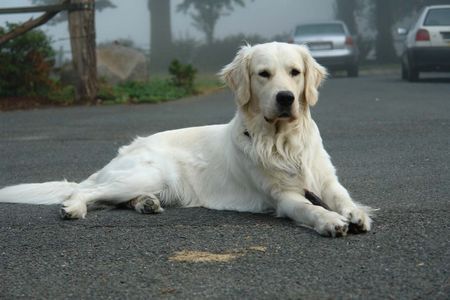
[[0, 42, 373, 237]]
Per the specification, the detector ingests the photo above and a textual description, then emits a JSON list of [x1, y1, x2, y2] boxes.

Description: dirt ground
[[0, 97, 69, 111]]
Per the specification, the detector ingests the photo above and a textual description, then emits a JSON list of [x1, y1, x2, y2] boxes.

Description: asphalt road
[[1, 73, 449, 299]]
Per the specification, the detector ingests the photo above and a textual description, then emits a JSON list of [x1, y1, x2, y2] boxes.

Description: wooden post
[[68, 0, 97, 103]]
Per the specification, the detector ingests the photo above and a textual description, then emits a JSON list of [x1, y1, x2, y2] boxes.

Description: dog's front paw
[[341, 206, 372, 234], [315, 211, 349, 237]]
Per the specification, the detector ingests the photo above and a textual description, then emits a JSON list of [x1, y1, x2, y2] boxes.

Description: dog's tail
[[0, 180, 78, 205]]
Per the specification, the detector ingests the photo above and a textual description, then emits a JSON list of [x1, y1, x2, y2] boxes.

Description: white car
[[399, 5, 450, 81]]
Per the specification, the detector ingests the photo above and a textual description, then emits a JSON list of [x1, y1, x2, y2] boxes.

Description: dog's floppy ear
[[298, 45, 327, 106], [219, 45, 252, 106]]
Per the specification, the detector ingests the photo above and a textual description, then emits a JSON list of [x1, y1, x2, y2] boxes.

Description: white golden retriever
[[0, 42, 373, 237]]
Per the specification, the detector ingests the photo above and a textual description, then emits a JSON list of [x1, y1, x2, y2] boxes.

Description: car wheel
[[401, 60, 407, 80], [347, 65, 358, 77], [403, 55, 419, 82], [407, 67, 419, 82]]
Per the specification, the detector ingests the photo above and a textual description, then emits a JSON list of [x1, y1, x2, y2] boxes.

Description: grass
[[46, 73, 224, 106], [99, 79, 190, 105], [194, 73, 224, 94]]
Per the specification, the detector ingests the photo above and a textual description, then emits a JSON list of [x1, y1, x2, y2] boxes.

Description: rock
[[96, 43, 149, 84]]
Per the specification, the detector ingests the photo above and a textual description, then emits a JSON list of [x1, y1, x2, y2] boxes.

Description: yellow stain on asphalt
[[169, 250, 243, 263], [248, 245, 267, 252], [169, 245, 267, 263]]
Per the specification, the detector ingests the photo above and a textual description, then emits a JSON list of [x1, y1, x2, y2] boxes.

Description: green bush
[[97, 79, 191, 104], [48, 84, 75, 104], [0, 23, 55, 97], [168, 59, 197, 91]]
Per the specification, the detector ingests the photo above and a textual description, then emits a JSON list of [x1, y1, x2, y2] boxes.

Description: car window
[[295, 24, 345, 36], [423, 8, 450, 26]]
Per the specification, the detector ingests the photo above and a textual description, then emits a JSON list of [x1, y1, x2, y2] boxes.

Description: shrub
[[168, 59, 197, 91], [97, 79, 191, 104], [0, 23, 55, 97], [48, 84, 75, 104]]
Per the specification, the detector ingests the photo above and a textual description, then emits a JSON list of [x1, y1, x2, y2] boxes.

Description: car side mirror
[[397, 28, 408, 35]]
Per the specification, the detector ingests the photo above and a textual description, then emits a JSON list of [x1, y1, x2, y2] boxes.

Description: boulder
[[96, 43, 148, 84]]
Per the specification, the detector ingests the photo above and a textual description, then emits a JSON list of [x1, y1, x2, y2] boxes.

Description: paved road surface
[[0, 74, 449, 299]]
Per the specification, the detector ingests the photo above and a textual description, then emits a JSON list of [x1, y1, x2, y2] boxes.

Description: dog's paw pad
[[334, 224, 348, 237], [316, 212, 349, 238], [342, 207, 372, 234], [348, 221, 367, 234], [141, 200, 159, 214], [135, 196, 163, 214]]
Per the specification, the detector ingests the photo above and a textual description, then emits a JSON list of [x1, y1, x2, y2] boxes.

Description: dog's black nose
[[276, 91, 295, 107]]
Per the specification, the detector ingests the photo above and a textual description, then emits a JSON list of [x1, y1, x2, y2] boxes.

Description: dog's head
[[219, 42, 327, 123]]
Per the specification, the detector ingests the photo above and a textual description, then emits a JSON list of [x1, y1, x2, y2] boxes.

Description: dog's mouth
[[278, 112, 291, 118], [264, 113, 297, 124]]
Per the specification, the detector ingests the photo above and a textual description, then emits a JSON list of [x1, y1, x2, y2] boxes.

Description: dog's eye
[[258, 70, 271, 78], [290, 68, 301, 77]]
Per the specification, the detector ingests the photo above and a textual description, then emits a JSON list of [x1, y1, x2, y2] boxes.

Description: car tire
[[401, 61, 407, 80], [347, 65, 359, 77], [402, 55, 419, 82], [407, 67, 419, 82]]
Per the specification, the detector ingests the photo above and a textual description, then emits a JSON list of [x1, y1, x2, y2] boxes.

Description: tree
[[177, 0, 245, 45], [30, 0, 115, 102], [0, 4, 66, 46], [374, 0, 397, 63], [334, 0, 376, 62], [0, 24, 55, 96], [31, 0, 115, 24], [334, 0, 357, 34], [148, 0, 173, 72], [67, 0, 97, 102]]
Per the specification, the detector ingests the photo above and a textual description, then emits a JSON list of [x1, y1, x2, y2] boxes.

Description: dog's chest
[[259, 148, 319, 194], [263, 164, 306, 191]]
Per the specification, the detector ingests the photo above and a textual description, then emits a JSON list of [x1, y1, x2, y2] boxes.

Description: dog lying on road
[[0, 42, 373, 237]]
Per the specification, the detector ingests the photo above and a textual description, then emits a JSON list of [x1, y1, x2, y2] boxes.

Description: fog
[[1, 0, 437, 73], [0, 0, 334, 53]]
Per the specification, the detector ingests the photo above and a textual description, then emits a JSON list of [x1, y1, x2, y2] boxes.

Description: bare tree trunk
[[374, 0, 397, 63], [148, 0, 172, 73], [68, 0, 97, 103], [204, 19, 216, 46], [335, 0, 357, 34]]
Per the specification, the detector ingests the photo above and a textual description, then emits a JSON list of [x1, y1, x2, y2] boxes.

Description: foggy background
[[1, 0, 447, 75], [0, 0, 334, 60]]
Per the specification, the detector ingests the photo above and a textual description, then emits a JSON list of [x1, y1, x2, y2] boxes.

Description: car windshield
[[424, 8, 450, 26], [295, 23, 345, 36]]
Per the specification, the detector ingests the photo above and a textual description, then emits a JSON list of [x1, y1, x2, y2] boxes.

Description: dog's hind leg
[[118, 194, 164, 214], [60, 163, 169, 219]]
